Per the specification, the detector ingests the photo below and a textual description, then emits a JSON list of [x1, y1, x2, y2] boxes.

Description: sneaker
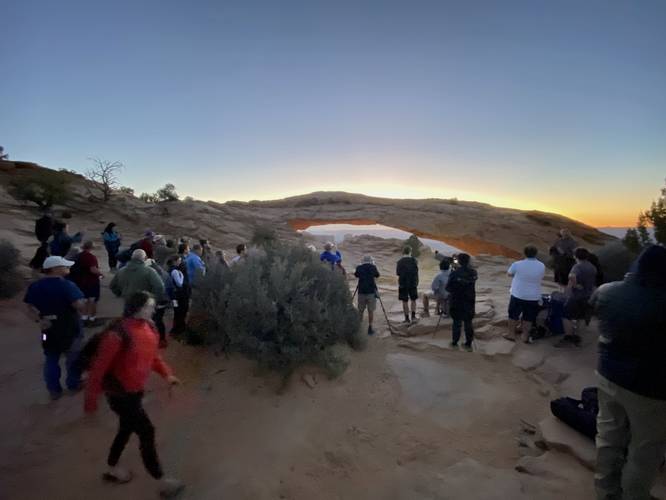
[[367, 326, 375, 336], [103, 466, 133, 484], [159, 477, 185, 498], [463, 343, 473, 352]]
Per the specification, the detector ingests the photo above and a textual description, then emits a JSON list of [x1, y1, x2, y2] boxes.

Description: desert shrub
[[188, 242, 364, 376], [156, 183, 179, 202], [8, 169, 71, 209], [403, 234, 423, 258], [251, 225, 278, 248], [0, 240, 22, 299], [139, 192, 159, 204], [119, 186, 135, 196], [596, 241, 638, 283]]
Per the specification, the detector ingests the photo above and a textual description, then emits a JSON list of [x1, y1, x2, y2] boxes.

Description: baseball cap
[[42, 256, 75, 270]]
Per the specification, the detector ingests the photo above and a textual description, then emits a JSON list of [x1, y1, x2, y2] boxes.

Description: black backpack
[[75, 319, 131, 377]]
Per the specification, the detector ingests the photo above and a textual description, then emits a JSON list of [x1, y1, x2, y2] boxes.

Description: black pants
[[107, 250, 118, 270], [171, 295, 189, 334], [107, 392, 163, 479], [153, 307, 166, 341], [452, 318, 474, 346]]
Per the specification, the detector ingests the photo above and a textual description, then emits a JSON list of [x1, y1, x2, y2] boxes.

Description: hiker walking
[[446, 253, 477, 351], [110, 249, 167, 304], [70, 241, 103, 327], [102, 223, 122, 270], [147, 258, 171, 347], [50, 221, 83, 257], [166, 255, 189, 335], [422, 257, 452, 317], [24, 256, 86, 400], [396, 246, 419, 323], [137, 230, 156, 259], [556, 247, 597, 348], [30, 210, 54, 269], [591, 245, 666, 500], [504, 245, 545, 343], [83, 291, 184, 498], [185, 244, 206, 285], [354, 255, 380, 335]]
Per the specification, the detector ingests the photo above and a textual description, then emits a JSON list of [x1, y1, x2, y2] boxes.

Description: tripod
[[375, 289, 394, 336]]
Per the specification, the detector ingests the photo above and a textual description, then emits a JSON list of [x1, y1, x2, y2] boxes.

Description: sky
[[1, 0, 665, 227]]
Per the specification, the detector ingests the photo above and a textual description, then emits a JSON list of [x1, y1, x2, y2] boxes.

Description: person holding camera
[[354, 255, 380, 335], [446, 253, 477, 351]]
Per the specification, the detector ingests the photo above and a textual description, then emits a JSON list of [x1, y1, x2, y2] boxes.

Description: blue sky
[[2, 0, 665, 225]]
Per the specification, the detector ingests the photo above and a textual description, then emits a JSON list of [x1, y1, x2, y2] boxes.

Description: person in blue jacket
[[102, 223, 122, 270], [320, 242, 346, 275]]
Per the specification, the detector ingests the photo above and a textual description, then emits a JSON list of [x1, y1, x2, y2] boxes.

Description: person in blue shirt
[[185, 244, 206, 286], [102, 222, 122, 270], [320, 242, 346, 275], [24, 256, 86, 400], [49, 221, 83, 257]]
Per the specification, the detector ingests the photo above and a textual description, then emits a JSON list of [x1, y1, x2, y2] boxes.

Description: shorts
[[357, 293, 377, 313], [564, 297, 590, 320], [399, 286, 418, 302], [79, 282, 101, 302], [508, 295, 539, 323]]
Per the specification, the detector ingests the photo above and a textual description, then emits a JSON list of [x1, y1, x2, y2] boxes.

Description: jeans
[[107, 392, 163, 479], [43, 335, 82, 395], [452, 318, 474, 346], [595, 375, 666, 500]]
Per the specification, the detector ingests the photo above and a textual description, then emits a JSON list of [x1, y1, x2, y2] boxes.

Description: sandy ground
[[0, 235, 663, 499]]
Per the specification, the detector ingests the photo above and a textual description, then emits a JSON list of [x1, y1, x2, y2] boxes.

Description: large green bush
[[188, 242, 364, 376], [8, 169, 71, 209], [0, 240, 22, 299]]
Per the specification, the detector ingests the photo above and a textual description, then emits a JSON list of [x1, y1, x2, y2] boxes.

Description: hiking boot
[[403, 316, 411, 324], [367, 326, 375, 336], [159, 477, 185, 498], [463, 343, 473, 352], [411, 312, 416, 321], [103, 466, 133, 484]]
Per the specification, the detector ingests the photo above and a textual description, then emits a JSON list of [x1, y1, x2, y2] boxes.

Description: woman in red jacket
[[84, 291, 184, 498]]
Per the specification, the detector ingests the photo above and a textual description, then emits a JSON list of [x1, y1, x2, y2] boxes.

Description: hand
[[39, 318, 53, 330], [167, 375, 181, 386]]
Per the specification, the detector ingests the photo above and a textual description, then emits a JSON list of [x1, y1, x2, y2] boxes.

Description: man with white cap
[[354, 255, 380, 335], [24, 256, 86, 400]]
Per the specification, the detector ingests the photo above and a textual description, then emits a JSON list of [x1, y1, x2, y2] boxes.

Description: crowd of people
[[20, 216, 666, 499]]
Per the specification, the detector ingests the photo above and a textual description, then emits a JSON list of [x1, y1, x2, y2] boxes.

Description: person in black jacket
[[30, 211, 55, 269], [446, 253, 477, 351], [396, 246, 419, 323], [354, 255, 380, 335], [591, 245, 666, 500]]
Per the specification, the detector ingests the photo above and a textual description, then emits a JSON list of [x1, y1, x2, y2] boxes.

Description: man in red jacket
[[84, 291, 184, 498]]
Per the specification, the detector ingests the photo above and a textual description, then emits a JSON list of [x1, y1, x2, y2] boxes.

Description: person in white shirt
[[504, 245, 545, 343], [230, 243, 247, 266]]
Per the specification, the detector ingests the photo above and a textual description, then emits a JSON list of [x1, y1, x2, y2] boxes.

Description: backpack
[[74, 319, 131, 382]]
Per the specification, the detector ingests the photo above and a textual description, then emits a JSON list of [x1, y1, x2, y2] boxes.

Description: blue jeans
[[43, 335, 83, 394]]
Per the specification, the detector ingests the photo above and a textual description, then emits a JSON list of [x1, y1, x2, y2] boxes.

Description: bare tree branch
[[85, 157, 124, 201]]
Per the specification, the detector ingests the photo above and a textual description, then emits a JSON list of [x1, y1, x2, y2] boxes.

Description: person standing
[[166, 255, 188, 335], [446, 253, 477, 351], [591, 245, 666, 500], [185, 244, 206, 286], [50, 222, 83, 257], [354, 255, 380, 335], [24, 256, 86, 399], [230, 243, 247, 266], [504, 245, 545, 343], [110, 250, 166, 304], [84, 291, 184, 498], [551, 228, 577, 286], [102, 223, 122, 271], [137, 231, 155, 259], [396, 246, 419, 323], [556, 247, 598, 347], [71, 241, 103, 326]]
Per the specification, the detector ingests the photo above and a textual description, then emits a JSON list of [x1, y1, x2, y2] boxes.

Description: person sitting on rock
[[446, 253, 477, 351], [354, 255, 380, 336], [504, 245, 545, 343], [591, 245, 666, 500], [422, 257, 451, 318], [556, 247, 597, 348], [396, 246, 419, 323]]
